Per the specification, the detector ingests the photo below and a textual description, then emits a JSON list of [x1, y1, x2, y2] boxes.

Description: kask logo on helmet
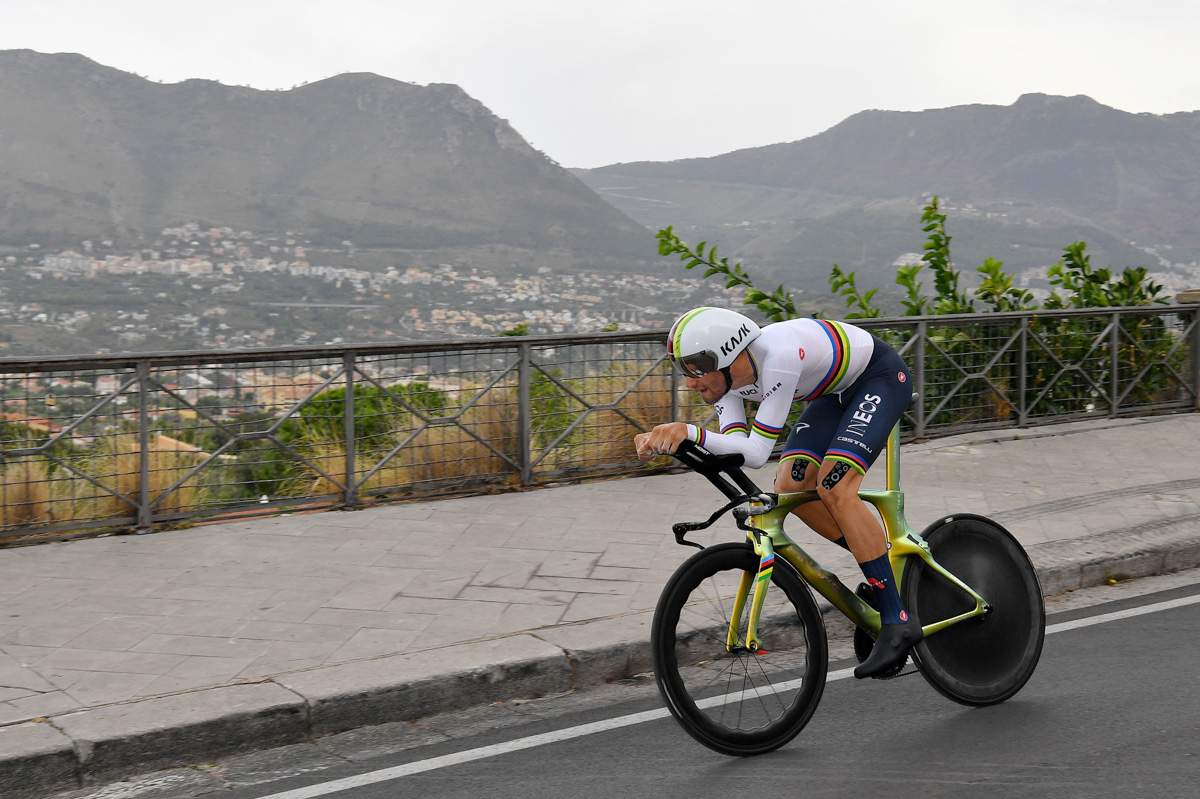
[[719, 323, 753, 357]]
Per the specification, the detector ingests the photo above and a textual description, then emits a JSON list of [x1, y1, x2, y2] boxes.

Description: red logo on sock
[[898, 372, 907, 383], [900, 610, 909, 622]]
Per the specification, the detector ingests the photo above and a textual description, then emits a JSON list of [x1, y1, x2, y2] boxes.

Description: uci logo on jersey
[[719, 324, 752, 357]]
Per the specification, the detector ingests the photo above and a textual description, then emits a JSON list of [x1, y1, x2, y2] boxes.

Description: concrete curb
[[4, 518, 1200, 798]]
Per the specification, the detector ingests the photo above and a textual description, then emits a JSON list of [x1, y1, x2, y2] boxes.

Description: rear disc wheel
[[902, 514, 1045, 706]]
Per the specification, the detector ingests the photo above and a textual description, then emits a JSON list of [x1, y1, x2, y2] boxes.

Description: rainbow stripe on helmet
[[667, 307, 713, 361]]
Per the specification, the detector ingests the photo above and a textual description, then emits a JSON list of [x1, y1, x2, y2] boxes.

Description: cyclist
[[636, 306, 919, 678]]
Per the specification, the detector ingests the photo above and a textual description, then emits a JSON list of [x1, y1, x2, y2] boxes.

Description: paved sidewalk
[[4, 413, 1200, 796]]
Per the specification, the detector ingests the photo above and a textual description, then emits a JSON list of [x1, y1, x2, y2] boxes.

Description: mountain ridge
[[0, 49, 652, 264], [575, 93, 1200, 291]]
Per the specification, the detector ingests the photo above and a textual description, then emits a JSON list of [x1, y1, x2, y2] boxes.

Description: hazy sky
[[4, 0, 1200, 168]]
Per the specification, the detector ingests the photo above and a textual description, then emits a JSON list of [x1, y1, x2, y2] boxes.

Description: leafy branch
[[660, 196, 1169, 324], [1046, 242, 1167, 309], [829, 264, 882, 318], [655, 227, 798, 322], [920, 198, 974, 314]]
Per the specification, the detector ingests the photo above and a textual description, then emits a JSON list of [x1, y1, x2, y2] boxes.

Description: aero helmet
[[667, 307, 762, 378]]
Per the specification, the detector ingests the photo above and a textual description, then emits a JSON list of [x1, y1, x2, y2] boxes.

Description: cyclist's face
[[686, 370, 727, 404]]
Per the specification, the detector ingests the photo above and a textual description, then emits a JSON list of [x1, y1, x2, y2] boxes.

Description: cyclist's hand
[[636, 423, 687, 460], [635, 432, 654, 460]]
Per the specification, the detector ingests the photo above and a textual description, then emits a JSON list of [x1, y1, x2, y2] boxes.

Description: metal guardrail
[[0, 305, 1197, 544]]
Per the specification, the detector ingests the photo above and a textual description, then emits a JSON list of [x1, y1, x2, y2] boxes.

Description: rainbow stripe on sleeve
[[751, 419, 783, 439], [720, 422, 750, 436], [801, 320, 852, 400]]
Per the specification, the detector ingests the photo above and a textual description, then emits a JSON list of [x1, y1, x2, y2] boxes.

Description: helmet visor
[[669, 349, 719, 378]]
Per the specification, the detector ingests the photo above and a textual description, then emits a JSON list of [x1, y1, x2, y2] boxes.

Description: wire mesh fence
[[1, 305, 1196, 544]]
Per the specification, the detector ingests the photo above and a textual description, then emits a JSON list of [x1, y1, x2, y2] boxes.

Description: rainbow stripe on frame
[[757, 553, 774, 584]]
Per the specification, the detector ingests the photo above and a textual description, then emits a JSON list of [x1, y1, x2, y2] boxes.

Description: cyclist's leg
[[812, 345, 919, 678], [775, 396, 846, 547], [813, 462, 884, 558], [814, 342, 911, 560]]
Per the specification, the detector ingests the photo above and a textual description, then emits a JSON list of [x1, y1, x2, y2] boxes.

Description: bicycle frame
[[735, 423, 992, 652]]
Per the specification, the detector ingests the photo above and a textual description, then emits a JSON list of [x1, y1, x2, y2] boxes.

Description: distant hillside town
[[0, 222, 751, 356]]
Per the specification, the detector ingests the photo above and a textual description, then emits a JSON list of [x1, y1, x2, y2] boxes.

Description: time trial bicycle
[[650, 409, 1045, 756]]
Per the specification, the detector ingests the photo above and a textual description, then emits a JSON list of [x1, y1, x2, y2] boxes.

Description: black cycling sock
[[858, 553, 908, 625], [833, 536, 850, 550]]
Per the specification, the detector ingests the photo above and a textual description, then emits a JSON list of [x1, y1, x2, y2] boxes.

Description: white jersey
[[685, 318, 875, 468]]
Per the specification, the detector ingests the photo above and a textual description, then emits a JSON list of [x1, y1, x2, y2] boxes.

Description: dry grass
[[394, 387, 518, 484], [0, 458, 58, 527], [0, 366, 683, 531], [299, 386, 520, 495], [560, 370, 675, 467], [88, 434, 204, 518]]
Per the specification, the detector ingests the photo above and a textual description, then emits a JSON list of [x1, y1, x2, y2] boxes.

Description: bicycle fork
[[728, 532, 774, 654]]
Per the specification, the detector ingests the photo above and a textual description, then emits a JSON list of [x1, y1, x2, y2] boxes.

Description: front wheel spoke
[[653, 545, 829, 754]]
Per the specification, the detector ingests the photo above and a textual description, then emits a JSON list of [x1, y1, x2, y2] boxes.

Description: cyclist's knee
[[816, 461, 861, 509], [776, 457, 818, 492]]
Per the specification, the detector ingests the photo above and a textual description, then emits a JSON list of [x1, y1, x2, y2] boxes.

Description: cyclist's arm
[[683, 373, 799, 469]]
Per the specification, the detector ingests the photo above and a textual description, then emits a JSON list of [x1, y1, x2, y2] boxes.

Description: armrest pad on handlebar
[[673, 439, 763, 501], [674, 439, 743, 469]]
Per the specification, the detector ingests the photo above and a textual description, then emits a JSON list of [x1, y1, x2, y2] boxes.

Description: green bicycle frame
[[735, 423, 992, 651]]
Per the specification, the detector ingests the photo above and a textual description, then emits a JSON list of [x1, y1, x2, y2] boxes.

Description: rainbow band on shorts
[[825, 448, 870, 475], [781, 448, 823, 467]]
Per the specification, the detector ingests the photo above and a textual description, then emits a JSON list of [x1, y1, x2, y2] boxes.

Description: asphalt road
[[55, 575, 1200, 799]]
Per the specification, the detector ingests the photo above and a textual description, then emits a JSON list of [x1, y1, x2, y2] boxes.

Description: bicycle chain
[[875, 661, 919, 680]]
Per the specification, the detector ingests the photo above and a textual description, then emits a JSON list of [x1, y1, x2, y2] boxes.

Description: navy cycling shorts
[[780, 336, 912, 475]]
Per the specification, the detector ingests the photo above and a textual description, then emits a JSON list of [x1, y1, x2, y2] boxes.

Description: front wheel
[[651, 542, 828, 756], [902, 514, 1045, 706]]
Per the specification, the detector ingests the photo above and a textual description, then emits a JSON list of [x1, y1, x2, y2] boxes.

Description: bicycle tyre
[[902, 514, 1045, 706], [651, 542, 827, 756]]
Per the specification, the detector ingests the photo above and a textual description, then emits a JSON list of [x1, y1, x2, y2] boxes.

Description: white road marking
[[253, 594, 1200, 799], [249, 709, 670, 799], [1045, 592, 1200, 634]]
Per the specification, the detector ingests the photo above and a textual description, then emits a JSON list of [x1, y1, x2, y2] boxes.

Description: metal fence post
[[670, 363, 679, 422], [518, 342, 532, 485], [1192, 308, 1200, 410], [137, 360, 152, 530], [343, 351, 357, 509], [1110, 311, 1121, 416], [1018, 316, 1029, 427], [914, 320, 926, 439]]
